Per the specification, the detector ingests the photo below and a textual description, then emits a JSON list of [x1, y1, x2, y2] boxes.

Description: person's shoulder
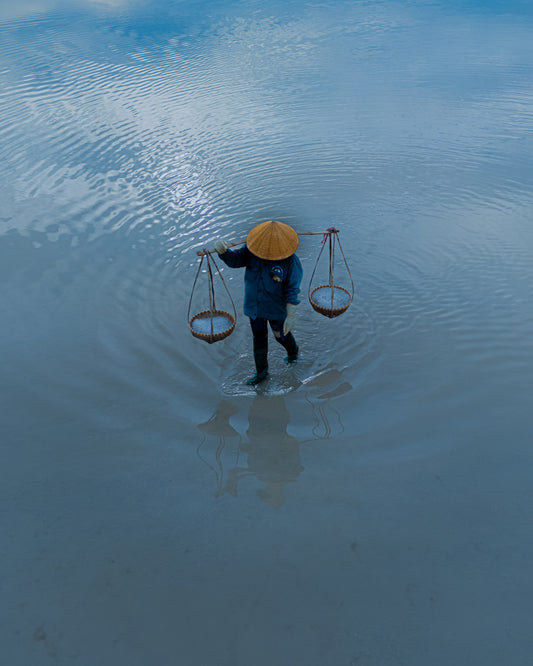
[[288, 253, 302, 267], [234, 243, 250, 258], [282, 252, 299, 262]]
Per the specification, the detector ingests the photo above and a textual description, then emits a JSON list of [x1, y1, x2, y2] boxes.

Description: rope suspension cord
[[328, 232, 335, 309], [207, 253, 215, 337], [187, 250, 237, 335], [307, 228, 340, 301], [210, 251, 236, 324], [188, 252, 207, 325], [336, 234, 355, 298], [307, 227, 355, 318]]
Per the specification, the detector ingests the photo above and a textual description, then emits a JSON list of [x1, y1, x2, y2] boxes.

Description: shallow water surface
[[2, 1, 533, 664]]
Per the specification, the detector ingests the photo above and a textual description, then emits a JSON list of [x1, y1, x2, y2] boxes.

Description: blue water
[[2, 1, 533, 664]]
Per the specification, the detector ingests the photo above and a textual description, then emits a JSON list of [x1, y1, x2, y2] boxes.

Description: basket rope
[[308, 228, 354, 310], [335, 232, 354, 296], [328, 232, 335, 307], [188, 251, 237, 336], [210, 252, 237, 322]]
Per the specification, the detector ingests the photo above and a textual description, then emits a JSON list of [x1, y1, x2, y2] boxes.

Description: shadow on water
[[197, 396, 305, 508], [196, 400, 242, 496], [302, 363, 351, 438], [197, 365, 351, 506]]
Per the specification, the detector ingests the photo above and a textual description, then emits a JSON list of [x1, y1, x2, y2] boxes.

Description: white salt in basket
[[189, 309, 235, 344], [309, 285, 352, 319]]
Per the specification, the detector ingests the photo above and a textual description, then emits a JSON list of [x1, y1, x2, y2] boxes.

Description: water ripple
[[1, 3, 533, 431]]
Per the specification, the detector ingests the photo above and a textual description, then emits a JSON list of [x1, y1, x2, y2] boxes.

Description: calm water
[[2, 1, 533, 664]]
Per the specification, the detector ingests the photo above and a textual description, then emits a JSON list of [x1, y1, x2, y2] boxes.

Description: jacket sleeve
[[284, 255, 303, 305], [217, 244, 248, 268]]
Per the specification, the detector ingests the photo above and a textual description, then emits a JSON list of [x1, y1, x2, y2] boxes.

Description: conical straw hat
[[246, 221, 299, 260]]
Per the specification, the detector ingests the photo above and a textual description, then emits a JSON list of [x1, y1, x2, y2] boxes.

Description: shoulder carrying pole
[[196, 230, 338, 256]]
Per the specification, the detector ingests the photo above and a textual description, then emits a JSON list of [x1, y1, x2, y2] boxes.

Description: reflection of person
[[214, 220, 303, 386], [223, 395, 304, 508], [197, 401, 240, 498]]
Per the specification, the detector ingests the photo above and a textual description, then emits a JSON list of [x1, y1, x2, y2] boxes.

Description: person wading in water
[[214, 220, 303, 386]]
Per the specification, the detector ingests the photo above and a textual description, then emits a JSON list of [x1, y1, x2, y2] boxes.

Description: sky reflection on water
[[2, 1, 533, 664]]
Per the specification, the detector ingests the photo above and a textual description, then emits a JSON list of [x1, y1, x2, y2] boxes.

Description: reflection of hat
[[246, 221, 299, 260]]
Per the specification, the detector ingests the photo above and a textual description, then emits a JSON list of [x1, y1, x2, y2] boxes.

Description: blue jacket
[[219, 245, 303, 320]]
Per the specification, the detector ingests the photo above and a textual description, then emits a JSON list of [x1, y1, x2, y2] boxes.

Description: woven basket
[[309, 285, 352, 319], [189, 309, 236, 344]]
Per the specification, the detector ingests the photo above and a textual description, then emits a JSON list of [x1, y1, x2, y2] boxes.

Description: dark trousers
[[249, 317, 299, 376]]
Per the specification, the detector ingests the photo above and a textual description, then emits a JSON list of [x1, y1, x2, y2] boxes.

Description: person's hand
[[214, 239, 228, 254], [283, 303, 298, 335]]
